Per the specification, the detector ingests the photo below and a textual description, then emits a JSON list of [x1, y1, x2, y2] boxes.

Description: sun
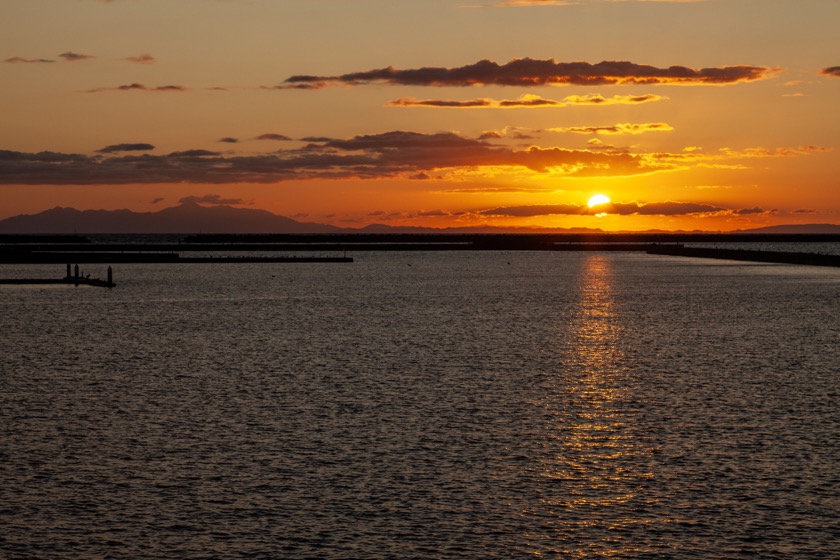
[[587, 194, 611, 208]]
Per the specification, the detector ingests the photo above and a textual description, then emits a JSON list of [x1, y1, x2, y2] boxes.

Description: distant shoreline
[[2, 233, 839, 266], [3, 232, 840, 246]]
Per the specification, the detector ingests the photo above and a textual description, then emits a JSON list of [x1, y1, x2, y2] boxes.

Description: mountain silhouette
[[0, 203, 346, 234], [0, 204, 604, 234], [3, 203, 835, 235]]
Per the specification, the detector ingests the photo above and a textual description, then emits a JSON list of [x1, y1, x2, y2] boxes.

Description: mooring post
[[74, 264, 79, 278], [66, 263, 71, 279], [107, 266, 113, 287]]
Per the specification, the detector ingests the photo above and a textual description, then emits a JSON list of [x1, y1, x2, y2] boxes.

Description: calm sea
[[2, 251, 839, 559]]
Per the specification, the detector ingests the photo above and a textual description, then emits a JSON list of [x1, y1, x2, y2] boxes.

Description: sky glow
[[1, 0, 838, 231]]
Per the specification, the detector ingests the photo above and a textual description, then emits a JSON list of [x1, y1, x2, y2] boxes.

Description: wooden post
[[107, 266, 113, 288], [66, 263, 71, 278]]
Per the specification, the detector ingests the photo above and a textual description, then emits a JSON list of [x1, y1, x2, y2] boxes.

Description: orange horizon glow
[[1, 1, 839, 232]]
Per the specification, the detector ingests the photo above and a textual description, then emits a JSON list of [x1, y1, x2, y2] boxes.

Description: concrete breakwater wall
[[647, 244, 840, 267]]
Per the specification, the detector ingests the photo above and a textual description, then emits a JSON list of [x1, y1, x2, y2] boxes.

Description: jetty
[[0, 264, 116, 288], [0, 250, 353, 264], [647, 244, 840, 267]]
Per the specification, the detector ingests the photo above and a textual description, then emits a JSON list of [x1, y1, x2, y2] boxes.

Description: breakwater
[[0, 251, 353, 264], [2, 234, 839, 266], [647, 244, 840, 267]]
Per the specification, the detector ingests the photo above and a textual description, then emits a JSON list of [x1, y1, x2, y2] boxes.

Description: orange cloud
[[819, 66, 840, 78], [562, 93, 665, 104], [551, 122, 674, 135], [717, 145, 831, 159], [480, 201, 762, 217], [285, 58, 777, 88], [389, 93, 666, 108]]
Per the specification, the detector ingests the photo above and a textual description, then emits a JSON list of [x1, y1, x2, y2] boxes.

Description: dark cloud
[[256, 133, 293, 141], [5, 56, 54, 64], [59, 51, 94, 62], [87, 83, 187, 93], [732, 207, 766, 215], [481, 201, 730, 217], [264, 83, 324, 91], [0, 132, 825, 186], [497, 0, 575, 5], [499, 96, 562, 107], [179, 194, 244, 205], [219, 137, 239, 144], [167, 150, 222, 158], [496, 0, 702, 4], [96, 143, 155, 153], [819, 66, 840, 78], [285, 58, 776, 88], [480, 204, 585, 217], [151, 197, 165, 204], [388, 97, 494, 108], [611, 201, 725, 215], [124, 53, 156, 64]]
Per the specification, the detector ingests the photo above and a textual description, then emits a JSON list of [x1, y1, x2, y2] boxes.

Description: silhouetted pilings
[[0, 264, 115, 287], [647, 244, 840, 267]]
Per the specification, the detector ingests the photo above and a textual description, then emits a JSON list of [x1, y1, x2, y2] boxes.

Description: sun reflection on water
[[527, 255, 656, 557]]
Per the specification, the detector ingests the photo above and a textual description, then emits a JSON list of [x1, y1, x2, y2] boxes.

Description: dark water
[[2, 252, 839, 559]]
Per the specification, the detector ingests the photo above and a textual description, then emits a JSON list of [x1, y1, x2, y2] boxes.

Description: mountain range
[[1, 203, 839, 235]]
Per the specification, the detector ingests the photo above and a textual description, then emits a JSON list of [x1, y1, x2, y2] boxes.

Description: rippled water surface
[[2, 252, 839, 559]]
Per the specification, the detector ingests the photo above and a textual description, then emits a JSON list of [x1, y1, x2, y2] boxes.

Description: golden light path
[[529, 255, 656, 557]]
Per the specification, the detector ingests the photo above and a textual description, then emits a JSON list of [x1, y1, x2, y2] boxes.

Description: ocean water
[[1, 251, 838, 559]]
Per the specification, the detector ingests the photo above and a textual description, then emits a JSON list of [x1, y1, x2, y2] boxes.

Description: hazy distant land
[[1, 203, 839, 235]]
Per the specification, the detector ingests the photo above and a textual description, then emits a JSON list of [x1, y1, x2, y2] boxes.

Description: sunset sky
[[2, 0, 839, 231]]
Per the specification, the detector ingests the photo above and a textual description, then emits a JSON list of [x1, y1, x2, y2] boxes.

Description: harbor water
[[2, 251, 838, 558]]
